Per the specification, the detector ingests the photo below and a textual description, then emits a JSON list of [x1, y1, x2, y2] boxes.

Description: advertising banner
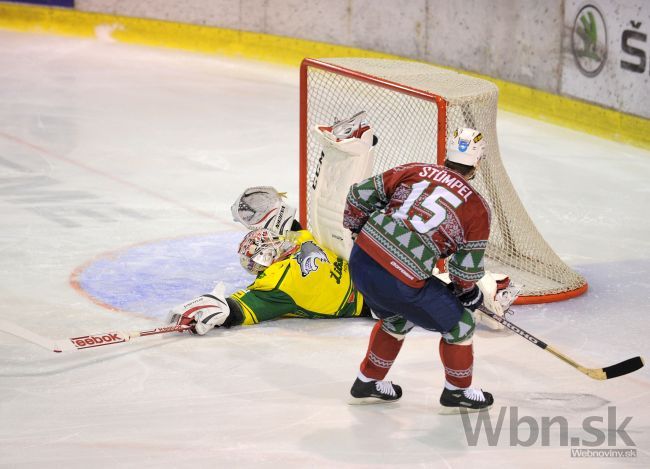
[[562, 1, 650, 118]]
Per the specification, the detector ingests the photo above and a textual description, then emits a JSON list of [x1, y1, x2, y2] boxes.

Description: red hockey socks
[[439, 339, 473, 388], [359, 320, 404, 380]]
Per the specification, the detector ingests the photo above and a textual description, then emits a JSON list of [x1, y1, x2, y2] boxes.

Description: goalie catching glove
[[476, 272, 521, 330], [231, 186, 296, 235], [167, 283, 230, 335], [436, 271, 521, 331]]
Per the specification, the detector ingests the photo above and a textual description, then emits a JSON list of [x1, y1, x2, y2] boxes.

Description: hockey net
[[299, 57, 587, 304]]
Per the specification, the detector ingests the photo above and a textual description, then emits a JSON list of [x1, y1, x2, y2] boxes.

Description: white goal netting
[[300, 58, 587, 303]]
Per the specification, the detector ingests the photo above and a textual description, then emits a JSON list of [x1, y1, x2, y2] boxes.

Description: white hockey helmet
[[446, 128, 486, 168], [238, 229, 292, 275]]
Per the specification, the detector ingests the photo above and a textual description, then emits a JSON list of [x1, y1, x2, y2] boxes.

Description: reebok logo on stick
[[70, 333, 126, 349]]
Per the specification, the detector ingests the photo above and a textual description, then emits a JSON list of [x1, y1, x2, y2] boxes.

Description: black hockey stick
[[478, 306, 644, 380]]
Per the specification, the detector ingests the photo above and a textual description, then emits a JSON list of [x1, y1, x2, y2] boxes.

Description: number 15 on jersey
[[393, 180, 463, 233]]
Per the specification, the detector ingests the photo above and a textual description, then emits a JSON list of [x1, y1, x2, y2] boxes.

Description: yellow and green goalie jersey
[[228, 230, 368, 325]]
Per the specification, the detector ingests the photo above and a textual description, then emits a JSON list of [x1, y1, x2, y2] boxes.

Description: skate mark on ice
[[503, 392, 609, 411]]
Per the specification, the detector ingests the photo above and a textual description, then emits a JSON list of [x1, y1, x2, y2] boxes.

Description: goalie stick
[[0, 319, 189, 353], [478, 306, 644, 380]]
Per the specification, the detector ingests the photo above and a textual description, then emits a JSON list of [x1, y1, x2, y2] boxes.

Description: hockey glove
[[231, 186, 296, 235], [455, 285, 484, 312], [167, 283, 230, 335]]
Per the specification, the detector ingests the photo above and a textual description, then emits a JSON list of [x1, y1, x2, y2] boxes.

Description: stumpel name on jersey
[[418, 166, 474, 201]]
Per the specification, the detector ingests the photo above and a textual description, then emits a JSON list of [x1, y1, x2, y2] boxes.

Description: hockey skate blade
[[348, 396, 401, 405], [439, 404, 493, 415]]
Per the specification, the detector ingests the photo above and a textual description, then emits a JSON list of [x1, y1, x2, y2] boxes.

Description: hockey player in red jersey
[[344, 127, 494, 412]]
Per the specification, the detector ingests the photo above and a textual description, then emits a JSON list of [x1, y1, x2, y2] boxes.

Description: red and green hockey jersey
[[344, 163, 491, 291]]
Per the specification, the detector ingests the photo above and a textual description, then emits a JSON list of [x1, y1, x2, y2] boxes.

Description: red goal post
[[299, 57, 587, 304]]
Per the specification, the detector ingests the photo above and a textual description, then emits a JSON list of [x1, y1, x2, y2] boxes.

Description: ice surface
[[0, 30, 648, 468]]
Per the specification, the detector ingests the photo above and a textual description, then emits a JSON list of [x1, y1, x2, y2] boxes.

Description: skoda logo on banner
[[571, 4, 608, 77]]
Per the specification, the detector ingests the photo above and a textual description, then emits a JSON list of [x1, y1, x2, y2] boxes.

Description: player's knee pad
[[441, 308, 475, 345], [380, 315, 414, 340]]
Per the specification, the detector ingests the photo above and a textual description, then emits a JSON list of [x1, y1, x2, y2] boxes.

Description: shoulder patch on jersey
[[295, 241, 330, 277]]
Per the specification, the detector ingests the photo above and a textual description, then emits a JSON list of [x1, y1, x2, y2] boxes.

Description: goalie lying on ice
[[168, 227, 372, 334], [168, 184, 518, 336]]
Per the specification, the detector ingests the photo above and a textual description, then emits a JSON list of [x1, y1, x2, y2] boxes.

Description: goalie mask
[[238, 229, 294, 275], [231, 186, 296, 235], [446, 128, 486, 168]]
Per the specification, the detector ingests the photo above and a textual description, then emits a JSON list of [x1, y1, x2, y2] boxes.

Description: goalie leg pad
[[309, 112, 377, 259]]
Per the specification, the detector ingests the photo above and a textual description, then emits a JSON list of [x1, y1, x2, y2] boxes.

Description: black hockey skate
[[439, 387, 493, 413], [349, 378, 402, 405]]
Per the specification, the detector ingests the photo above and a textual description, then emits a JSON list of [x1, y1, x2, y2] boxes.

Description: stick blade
[[603, 356, 644, 379]]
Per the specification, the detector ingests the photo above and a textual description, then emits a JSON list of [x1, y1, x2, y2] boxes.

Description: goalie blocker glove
[[167, 283, 230, 335]]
